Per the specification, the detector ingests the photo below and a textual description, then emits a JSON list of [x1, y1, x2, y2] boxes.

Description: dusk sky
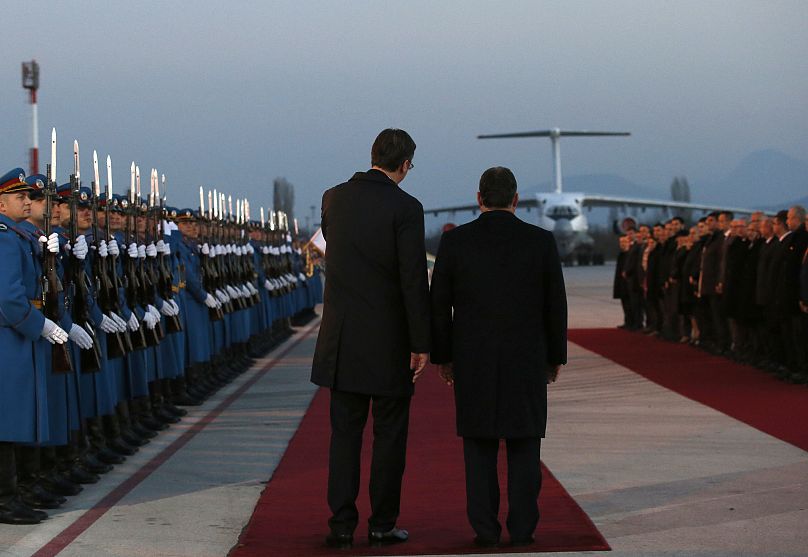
[[2, 1, 806, 229]]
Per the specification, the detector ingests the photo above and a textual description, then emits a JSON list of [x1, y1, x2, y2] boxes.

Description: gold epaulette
[[30, 299, 43, 310]]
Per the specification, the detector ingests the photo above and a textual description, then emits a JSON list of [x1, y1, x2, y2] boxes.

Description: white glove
[[208, 247, 216, 259], [107, 238, 120, 257], [97, 240, 109, 258], [142, 310, 158, 329], [128, 242, 139, 258], [240, 285, 251, 298], [226, 285, 240, 299], [138, 244, 146, 258], [41, 318, 69, 344], [99, 314, 119, 334], [156, 239, 167, 254], [127, 312, 140, 332], [215, 244, 225, 255], [68, 323, 94, 350], [204, 293, 219, 308], [264, 278, 273, 291], [226, 244, 234, 254], [262, 246, 270, 255], [235, 246, 242, 256], [168, 299, 180, 314], [247, 282, 258, 295], [159, 301, 177, 317], [201, 243, 210, 255], [72, 235, 88, 260], [146, 304, 161, 321], [39, 232, 61, 254], [163, 243, 171, 255], [215, 289, 229, 304], [146, 243, 157, 258], [108, 312, 128, 332], [246, 244, 255, 255], [298, 272, 307, 282]]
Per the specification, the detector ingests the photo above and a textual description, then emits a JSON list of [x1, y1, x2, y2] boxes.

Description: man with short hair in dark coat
[[430, 166, 567, 548], [311, 129, 431, 549]]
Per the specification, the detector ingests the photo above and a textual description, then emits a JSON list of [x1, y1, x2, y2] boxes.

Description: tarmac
[[2, 263, 806, 557]]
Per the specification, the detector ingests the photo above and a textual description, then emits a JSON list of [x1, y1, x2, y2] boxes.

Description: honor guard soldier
[[0, 168, 68, 524]]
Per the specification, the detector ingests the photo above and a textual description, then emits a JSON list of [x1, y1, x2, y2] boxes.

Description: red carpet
[[230, 367, 609, 556], [569, 329, 808, 452]]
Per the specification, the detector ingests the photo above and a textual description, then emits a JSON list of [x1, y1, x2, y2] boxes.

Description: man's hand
[[439, 363, 454, 386], [410, 352, 429, 383], [547, 364, 563, 383]]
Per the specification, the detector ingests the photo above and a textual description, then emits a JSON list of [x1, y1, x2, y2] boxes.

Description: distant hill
[[695, 149, 808, 207], [526, 173, 664, 198]]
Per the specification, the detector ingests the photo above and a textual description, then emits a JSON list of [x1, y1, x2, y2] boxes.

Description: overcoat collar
[[477, 209, 517, 221], [350, 169, 397, 187]]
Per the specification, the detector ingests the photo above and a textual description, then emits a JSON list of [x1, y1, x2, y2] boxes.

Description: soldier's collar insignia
[[0, 224, 6, 231]]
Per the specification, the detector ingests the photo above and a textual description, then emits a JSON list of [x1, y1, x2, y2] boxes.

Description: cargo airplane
[[426, 128, 761, 264]]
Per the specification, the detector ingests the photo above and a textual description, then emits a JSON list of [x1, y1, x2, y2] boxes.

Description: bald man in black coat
[[430, 167, 567, 548]]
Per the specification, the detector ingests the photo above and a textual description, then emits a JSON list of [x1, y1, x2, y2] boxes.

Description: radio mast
[[22, 60, 40, 175]]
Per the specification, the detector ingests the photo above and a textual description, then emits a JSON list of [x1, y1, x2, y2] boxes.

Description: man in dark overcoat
[[311, 129, 431, 549], [430, 167, 567, 548]]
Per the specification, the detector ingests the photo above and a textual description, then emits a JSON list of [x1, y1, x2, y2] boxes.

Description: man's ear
[[512, 193, 519, 209], [477, 191, 484, 209]]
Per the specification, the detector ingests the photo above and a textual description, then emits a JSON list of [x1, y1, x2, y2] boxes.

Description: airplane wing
[[478, 130, 630, 139], [580, 194, 767, 215], [424, 197, 539, 216]]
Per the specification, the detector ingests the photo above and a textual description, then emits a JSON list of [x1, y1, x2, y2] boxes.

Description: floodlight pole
[[22, 60, 40, 175]]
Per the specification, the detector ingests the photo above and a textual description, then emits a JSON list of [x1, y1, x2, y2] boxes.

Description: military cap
[[165, 206, 180, 220], [25, 174, 47, 200], [176, 208, 198, 221], [0, 168, 33, 195], [55, 182, 72, 203], [54, 183, 93, 206]]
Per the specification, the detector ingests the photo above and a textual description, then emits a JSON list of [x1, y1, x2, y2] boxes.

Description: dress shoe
[[41, 472, 83, 496], [19, 484, 64, 509], [154, 408, 181, 424], [173, 393, 203, 406], [81, 453, 113, 474], [121, 428, 150, 447], [108, 437, 138, 456], [0, 497, 47, 525], [162, 403, 188, 417], [68, 465, 100, 484], [510, 536, 535, 547], [95, 447, 126, 465], [139, 415, 169, 431], [325, 532, 353, 549], [368, 526, 408, 547], [131, 421, 160, 438], [473, 536, 499, 548]]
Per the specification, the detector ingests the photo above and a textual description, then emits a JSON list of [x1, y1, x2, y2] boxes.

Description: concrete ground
[[2, 263, 806, 557]]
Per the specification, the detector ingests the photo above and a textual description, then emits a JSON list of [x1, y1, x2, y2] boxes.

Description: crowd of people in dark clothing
[[613, 205, 808, 383]]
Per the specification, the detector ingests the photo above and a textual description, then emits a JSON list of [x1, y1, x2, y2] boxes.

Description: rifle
[[123, 163, 149, 350], [42, 160, 73, 374], [91, 151, 127, 359], [104, 156, 134, 353], [68, 140, 102, 373], [135, 167, 162, 346], [200, 191, 224, 321], [155, 173, 182, 333]]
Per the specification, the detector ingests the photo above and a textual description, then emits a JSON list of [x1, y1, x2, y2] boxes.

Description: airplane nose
[[554, 219, 573, 234]]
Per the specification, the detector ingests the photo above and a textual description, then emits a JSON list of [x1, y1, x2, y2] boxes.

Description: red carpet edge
[[569, 328, 808, 452]]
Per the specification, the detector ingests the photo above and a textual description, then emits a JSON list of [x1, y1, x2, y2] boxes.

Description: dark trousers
[[327, 390, 411, 535], [0, 442, 17, 505], [463, 437, 542, 543]]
